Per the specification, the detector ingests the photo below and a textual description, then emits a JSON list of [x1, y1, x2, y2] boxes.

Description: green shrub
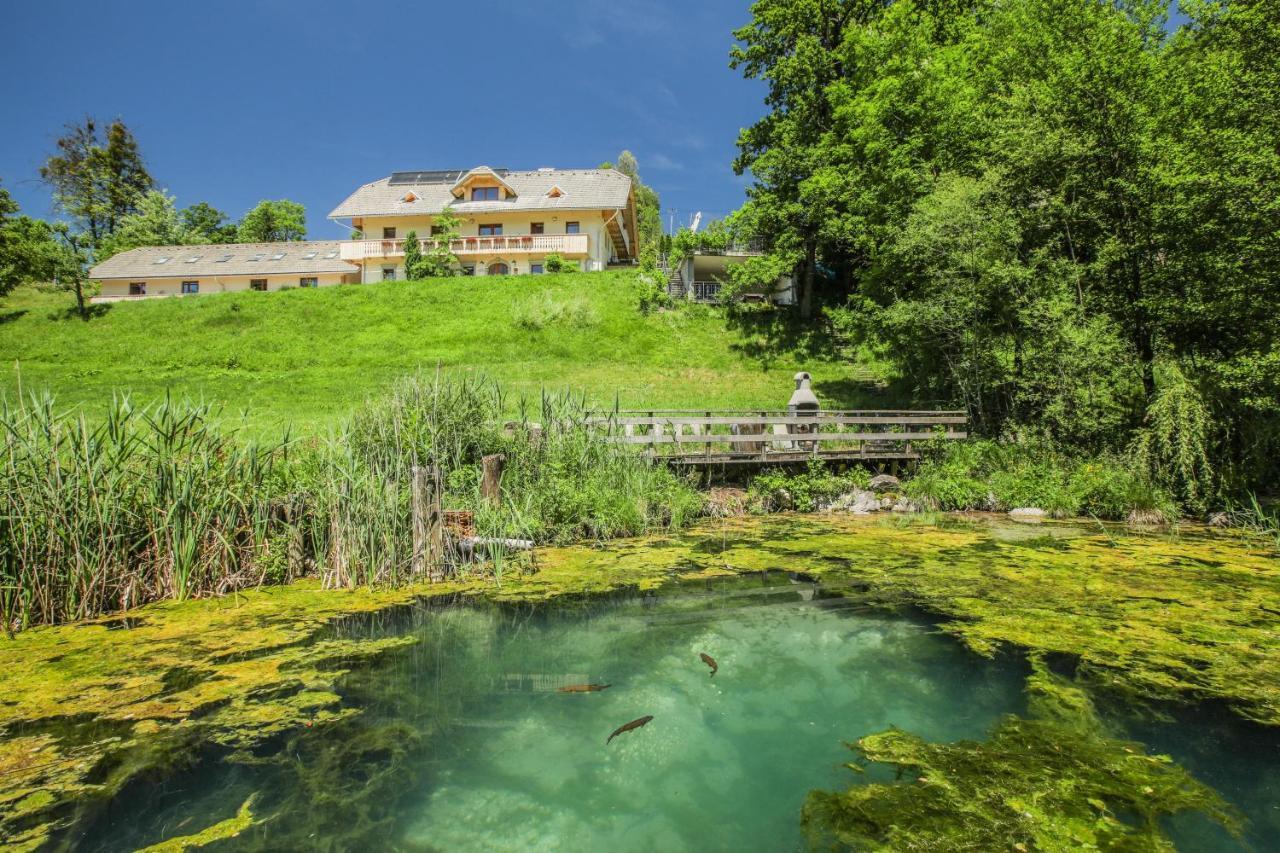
[[903, 441, 993, 511], [748, 461, 871, 512], [543, 253, 577, 273], [904, 439, 1176, 521]]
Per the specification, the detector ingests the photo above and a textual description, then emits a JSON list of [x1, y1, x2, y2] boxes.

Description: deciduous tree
[[40, 117, 153, 249], [96, 191, 207, 261], [237, 199, 306, 242]]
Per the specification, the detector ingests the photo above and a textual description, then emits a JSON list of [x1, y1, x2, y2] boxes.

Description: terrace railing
[[340, 234, 590, 261]]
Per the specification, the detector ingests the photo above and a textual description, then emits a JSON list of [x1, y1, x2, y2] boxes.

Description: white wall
[[96, 272, 353, 300]]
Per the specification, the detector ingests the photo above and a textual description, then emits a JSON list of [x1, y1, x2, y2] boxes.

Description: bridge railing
[[586, 410, 967, 464]]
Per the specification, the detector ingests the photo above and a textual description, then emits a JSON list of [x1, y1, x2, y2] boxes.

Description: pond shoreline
[[3, 513, 1277, 849]]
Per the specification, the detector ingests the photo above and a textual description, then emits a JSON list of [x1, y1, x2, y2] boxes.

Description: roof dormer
[[450, 166, 518, 200], [546, 185, 565, 198]]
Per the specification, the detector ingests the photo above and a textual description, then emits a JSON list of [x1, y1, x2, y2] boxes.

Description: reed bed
[[1, 375, 703, 632], [0, 393, 286, 631]]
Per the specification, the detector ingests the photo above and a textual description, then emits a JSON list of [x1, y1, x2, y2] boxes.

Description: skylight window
[[153, 257, 170, 264], [302, 251, 318, 259], [246, 253, 265, 262], [185, 255, 202, 263], [270, 252, 286, 261], [216, 254, 232, 263], [323, 251, 339, 259]]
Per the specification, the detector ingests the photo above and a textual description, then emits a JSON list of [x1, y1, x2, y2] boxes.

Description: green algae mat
[[1, 515, 1277, 850]]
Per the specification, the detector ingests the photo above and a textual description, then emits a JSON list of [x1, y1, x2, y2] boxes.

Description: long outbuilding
[[89, 241, 358, 301]]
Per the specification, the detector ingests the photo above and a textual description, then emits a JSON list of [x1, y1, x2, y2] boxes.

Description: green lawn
[[0, 271, 893, 436]]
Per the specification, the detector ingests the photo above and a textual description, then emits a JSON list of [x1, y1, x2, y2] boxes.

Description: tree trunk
[[74, 280, 87, 319], [800, 240, 816, 320]]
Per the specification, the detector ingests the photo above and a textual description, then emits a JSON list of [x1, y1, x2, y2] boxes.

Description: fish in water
[[607, 715, 654, 744], [700, 652, 718, 677], [556, 683, 611, 693]]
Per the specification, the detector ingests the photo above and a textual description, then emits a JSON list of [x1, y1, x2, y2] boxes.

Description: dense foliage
[[0, 376, 701, 631], [39, 117, 153, 249], [732, 0, 1280, 501], [236, 198, 307, 242]]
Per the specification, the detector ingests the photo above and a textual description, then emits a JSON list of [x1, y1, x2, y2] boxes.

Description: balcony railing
[[340, 234, 590, 261]]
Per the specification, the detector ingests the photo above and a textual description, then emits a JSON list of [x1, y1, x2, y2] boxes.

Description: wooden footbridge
[[588, 408, 968, 467]]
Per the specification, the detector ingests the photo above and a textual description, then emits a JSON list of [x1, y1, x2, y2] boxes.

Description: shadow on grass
[[724, 306, 843, 368], [0, 309, 28, 325], [812, 376, 908, 410], [46, 304, 112, 322]]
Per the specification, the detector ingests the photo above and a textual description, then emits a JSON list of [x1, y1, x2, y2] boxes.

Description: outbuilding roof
[[89, 241, 358, 280], [328, 167, 634, 219]]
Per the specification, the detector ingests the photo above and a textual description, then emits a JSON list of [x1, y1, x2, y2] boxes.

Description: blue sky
[[0, 0, 763, 238]]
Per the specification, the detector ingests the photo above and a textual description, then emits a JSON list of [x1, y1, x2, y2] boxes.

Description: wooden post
[[428, 465, 445, 580], [411, 465, 429, 578], [481, 453, 505, 507], [285, 496, 306, 580], [411, 465, 447, 580]]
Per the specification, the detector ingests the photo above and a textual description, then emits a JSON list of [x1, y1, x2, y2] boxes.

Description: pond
[[8, 516, 1279, 850]]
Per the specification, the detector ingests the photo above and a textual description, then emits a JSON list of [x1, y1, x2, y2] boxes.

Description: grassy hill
[[0, 271, 892, 436]]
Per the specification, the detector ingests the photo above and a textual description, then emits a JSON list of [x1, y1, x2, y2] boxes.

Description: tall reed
[[1, 375, 704, 631], [0, 393, 286, 631]]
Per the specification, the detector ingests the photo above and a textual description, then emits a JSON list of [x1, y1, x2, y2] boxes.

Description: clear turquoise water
[[75, 573, 1276, 851]]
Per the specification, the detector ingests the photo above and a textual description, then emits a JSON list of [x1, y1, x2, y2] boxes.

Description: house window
[[487, 262, 510, 276], [300, 277, 318, 288], [471, 186, 500, 201], [478, 224, 503, 236], [382, 267, 396, 281], [462, 265, 476, 276], [530, 222, 544, 235], [250, 279, 268, 292], [565, 221, 580, 234], [129, 282, 146, 295], [383, 227, 397, 239], [181, 281, 199, 294], [530, 264, 543, 275], [431, 225, 447, 236]]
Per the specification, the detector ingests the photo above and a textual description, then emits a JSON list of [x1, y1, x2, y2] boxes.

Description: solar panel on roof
[[387, 168, 509, 186]]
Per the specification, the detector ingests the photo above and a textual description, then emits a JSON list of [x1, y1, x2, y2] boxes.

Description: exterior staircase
[[660, 256, 686, 299]]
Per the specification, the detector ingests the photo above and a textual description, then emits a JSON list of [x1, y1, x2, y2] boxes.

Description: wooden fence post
[[482, 453, 505, 507], [411, 465, 447, 580], [411, 465, 429, 578]]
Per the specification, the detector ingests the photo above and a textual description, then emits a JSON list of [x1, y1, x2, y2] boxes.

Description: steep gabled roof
[[449, 166, 519, 199], [89, 241, 358, 280], [328, 167, 634, 219]]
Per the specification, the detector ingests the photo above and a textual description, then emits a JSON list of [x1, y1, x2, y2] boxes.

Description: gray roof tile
[[90, 241, 358, 280], [328, 167, 633, 219]]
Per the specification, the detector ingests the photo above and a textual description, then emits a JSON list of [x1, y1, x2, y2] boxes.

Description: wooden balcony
[[340, 234, 590, 261]]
